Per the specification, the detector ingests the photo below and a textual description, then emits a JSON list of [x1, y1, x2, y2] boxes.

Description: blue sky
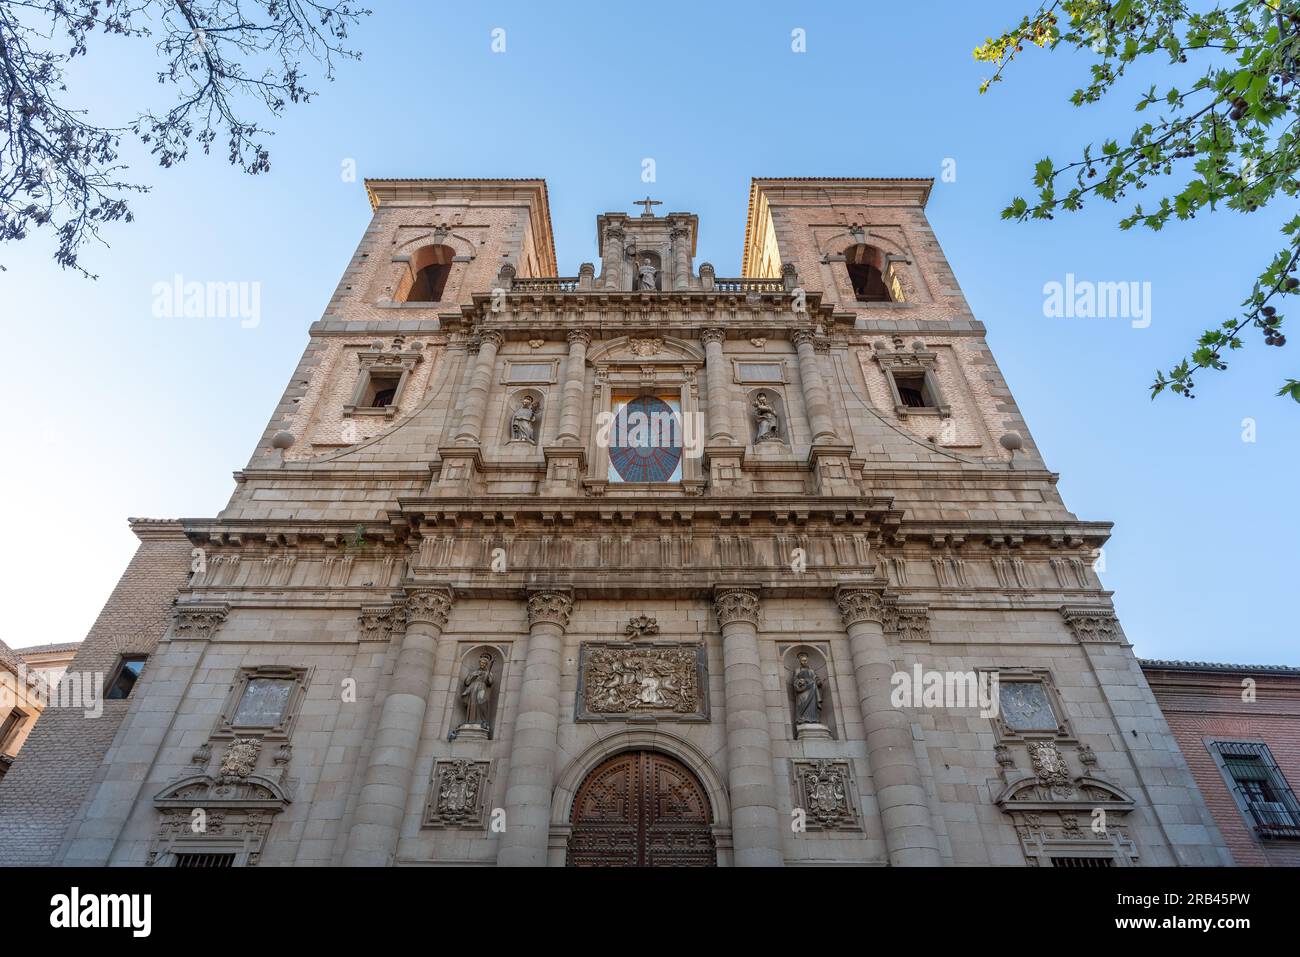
[[1, 2, 1295, 664]]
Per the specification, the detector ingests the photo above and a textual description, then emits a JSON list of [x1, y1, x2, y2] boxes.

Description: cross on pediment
[[634, 196, 662, 217]]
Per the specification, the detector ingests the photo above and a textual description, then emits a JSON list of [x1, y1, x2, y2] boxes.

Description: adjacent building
[[0, 177, 1232, 867], [1142, 660, 1300, 867]]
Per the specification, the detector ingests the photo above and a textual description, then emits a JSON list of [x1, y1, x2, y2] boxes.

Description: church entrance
[[566, 750, 717, 867]]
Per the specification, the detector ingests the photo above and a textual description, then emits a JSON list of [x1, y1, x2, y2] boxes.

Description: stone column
[[792, 329, 837, 445], [701, 328, 735, 444], [713, 587, 784, 866], [452, 330, 502, 446], [497, 589, 574, 866], [835, 585, 940, 866], [343, 586, 453, 866], [555, 330, 590, 444]]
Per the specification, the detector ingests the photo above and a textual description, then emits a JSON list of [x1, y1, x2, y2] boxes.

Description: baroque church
[[0, 177, 1231, 867]]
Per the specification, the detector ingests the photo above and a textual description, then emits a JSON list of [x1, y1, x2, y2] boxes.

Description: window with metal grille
[[1213, 741, 1300, 839], [173, 853, 235, 868], [1049, 856, 1113, 868]]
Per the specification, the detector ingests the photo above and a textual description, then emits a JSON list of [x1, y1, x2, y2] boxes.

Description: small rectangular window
[[0, 708, 27, 752], [362, 372, 402, 409], [1050, 856, 1113, 868], [893, 373, 933, 409], [105, 655, 147, 700]]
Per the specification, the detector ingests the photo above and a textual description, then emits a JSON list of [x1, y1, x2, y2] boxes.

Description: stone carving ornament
[[1027, 741, 1072, 788], [220, 738, 261, 779], [426, 759, 489, 827], [624, 615, 660, 638], [791, 652, 824, 726], [510, 394, 540, 444], [713, 587, 759, 627], [753, 391, 782, 443], [792, 760, 858, 830], [460, 653, 494, 729], [628, 337, 663, 357], [583, 645, 700, 716]]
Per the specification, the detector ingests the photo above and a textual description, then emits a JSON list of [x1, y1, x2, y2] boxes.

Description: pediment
[[587, 335, 704, 365], [995, 773, 1135, 812], [154, 773, 291, 809]]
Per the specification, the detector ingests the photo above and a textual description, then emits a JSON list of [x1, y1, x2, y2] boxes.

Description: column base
[[704, 444, 746, 493]]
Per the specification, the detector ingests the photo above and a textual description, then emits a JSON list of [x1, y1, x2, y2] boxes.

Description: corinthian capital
[[791, 329, 817, 349], [477, 330, 504, 350], [700, 328, 726, 346], [566, 329, 591, 349], [713, 587, 760, 627], [835, 587, 886, 627], [527, 589, 574, 629], [403, 587, 454, 628]]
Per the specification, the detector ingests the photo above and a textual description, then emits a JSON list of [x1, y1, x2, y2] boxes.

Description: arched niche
[[449, 644, 506, 739], [501, 387, 546, 448], [781, 643, 837, 739], [746, 387, 789, 447]]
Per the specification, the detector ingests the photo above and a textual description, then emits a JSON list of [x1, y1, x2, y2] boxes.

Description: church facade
[[0, 177, 1231, 866]]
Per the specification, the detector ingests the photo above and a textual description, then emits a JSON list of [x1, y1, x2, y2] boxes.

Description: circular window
[[608, 396, 683, 483]]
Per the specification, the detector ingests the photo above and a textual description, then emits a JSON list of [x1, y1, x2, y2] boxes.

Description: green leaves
[[981, 0, 1299, 402]]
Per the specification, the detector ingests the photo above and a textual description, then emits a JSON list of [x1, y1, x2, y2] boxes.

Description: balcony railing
[[505, 276, 789, 294]]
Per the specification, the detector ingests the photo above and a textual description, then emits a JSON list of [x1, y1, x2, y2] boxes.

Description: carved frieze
[[576, 641, 708, 722], [423, 759, 491, 828]]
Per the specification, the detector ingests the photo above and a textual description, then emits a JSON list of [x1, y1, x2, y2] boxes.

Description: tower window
[[399, 244, 455, 303], [0, 708, 27, 753], [893, 374, 934, 409], [105, 655, 147, 700], [844, 244, 893, 302], [362, 373, 402, 409]]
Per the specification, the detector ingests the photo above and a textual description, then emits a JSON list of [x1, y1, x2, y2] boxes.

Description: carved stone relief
[[576, 641, 708, 722], [791, 759, 860, 830], [423, 759, 491, 828]]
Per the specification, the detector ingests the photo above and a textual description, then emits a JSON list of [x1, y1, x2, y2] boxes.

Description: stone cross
[[634, 196, 662, 217]]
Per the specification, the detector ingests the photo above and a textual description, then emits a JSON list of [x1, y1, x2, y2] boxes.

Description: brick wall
[[0, 520, 191, 865], [1142, 664, 1300, 867]]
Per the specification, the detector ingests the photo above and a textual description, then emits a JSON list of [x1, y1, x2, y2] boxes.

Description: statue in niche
[[791, 652, 824, 725], [511, 395, 539, 444], [637, 255, 659, 291], [753, 392, 782, 443], [460, 653, 495, 729]]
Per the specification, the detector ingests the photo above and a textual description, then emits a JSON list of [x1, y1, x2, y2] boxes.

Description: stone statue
[[511, 395, 539, 443], [753, 392, 781, 442], [792, 652, 823, 725], [638, 256, 658, 291], [461, 653, 495, 729]]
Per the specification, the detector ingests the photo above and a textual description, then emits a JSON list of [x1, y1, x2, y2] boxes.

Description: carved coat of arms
[[1027, 741, 1072, 788], [219, 738, 261, 778]]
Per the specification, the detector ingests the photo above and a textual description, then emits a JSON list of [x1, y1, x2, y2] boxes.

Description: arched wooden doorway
[[566, 750, 717, 867]]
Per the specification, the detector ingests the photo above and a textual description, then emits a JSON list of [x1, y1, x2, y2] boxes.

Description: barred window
[[1211, 741, 1300, 839], [1050, 857, 1113, 868], [174, 853, 235, 868]]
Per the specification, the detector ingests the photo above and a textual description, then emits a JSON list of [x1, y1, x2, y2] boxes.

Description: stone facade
[[0, 177, 1231, 866], [1142, 660, 1300, 867]]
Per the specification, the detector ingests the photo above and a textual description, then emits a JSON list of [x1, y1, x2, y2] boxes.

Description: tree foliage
[[0, 0, 369, 277], [976, 0, 1300, 401]]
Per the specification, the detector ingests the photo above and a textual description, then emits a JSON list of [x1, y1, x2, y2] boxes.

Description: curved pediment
[[154, 773, 291, 808], [587, 335, 704, 365], [995, 774, 1135, 812]]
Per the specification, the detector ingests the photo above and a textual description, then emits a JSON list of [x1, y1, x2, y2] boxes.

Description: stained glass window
[[607, 394, 683, 483]]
